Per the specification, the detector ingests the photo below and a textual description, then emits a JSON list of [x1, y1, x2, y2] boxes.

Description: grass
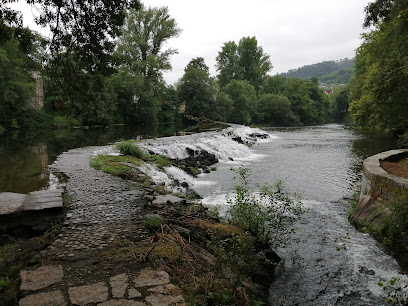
[[90, 155, 142, 178], [115, 140, 148, 159]]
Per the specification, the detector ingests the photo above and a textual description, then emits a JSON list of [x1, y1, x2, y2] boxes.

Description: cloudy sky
[[12, 0, 372, 84]]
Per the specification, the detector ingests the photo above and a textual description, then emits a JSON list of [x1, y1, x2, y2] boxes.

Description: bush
[[115, 140, 147, 159], [0, 125, 5, 135], [228, 167, 303, 248]]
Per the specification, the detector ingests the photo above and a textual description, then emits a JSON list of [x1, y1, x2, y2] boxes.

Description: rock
[[128, 288, 142, 298], [68, 282, 109, 305], [110, 273, 128, 298], [20, 265, 64, 291], [19, 290, 66, 306], [145, 293, 185, 306], [98, 300, 146, 306], [232, 136, 244, 144], [134, 270, 170, 287], [152, 195, 185, 205]]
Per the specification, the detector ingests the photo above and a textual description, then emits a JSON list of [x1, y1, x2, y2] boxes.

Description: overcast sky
[[11, 0, 372, 84]]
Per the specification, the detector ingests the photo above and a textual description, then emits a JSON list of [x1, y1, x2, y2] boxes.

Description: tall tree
[[216, 36, 272, 90], [349, 0, 408, 133], [178, 57, 217, 118], [115, 5, 181, 124]]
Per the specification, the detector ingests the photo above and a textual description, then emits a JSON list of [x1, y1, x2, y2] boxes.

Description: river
[[190, 124, 406, 305], [1, 123, 407, 304]]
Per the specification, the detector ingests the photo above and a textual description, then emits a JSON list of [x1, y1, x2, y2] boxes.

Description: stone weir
[[17, 146, 187, 305], [350, 149, 408, 269]]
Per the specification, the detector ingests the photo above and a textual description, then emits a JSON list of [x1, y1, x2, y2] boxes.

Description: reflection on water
[[0, 122, 194, 193]]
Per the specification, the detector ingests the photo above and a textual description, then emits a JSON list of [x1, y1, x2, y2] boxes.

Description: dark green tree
[[223, 80, 257, 124], [349, 0, 408, 134], [178, 57, 217, 118], [257, 94, 299, 126], [0, 35, 35, 129], [114, 5, 181, 124], [216, 37, 272, 91]]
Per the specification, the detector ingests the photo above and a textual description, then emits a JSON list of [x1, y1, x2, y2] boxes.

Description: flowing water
[[2, 123, 407, 304], [141, 124, 408, 305]]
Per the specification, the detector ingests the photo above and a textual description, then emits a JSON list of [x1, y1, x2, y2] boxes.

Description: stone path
[[20, 266, 184, 306], [19, 147, 185, 305]]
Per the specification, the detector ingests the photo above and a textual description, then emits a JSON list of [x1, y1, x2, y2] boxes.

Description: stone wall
[[350, 149, 408, 269], [351, 150, 408, 224]]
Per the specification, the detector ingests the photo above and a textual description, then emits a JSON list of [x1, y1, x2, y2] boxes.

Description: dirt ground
[[381, 156, 408, 179]]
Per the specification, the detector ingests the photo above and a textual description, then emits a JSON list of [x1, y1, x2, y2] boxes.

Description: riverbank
[[0, 144, 278, 305]]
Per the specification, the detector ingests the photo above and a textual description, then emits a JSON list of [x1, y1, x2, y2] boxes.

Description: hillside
[[280, 58, 354, 85]]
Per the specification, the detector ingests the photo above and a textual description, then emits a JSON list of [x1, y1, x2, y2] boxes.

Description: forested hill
[[280, 58, 354, 85]]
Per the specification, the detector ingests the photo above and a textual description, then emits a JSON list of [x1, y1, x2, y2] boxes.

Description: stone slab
[[109, 273, 128, 298], [0, 192, 26, 215], [20, 265, 64, 291], [134, 270, 170, 288], [68, 282, 109, 305], [19, 290, 66, 306], [0, 189, 63, 216], [152, 195, 184, 206], [145, 293, 185, 306]]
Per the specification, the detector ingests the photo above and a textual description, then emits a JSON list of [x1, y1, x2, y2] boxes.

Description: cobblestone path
[[18, 147, 185, 305]]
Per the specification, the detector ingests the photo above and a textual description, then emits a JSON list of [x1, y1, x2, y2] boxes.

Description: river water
[[2, 123, 407, 304], [189, 124, 406, 305]]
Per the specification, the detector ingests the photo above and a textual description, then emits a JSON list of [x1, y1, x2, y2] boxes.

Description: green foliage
[[0, 277, 11, 292], [216, 36, 272, 91], [283, 77, 332, 125], [0, 125, 5, 135], [0, 34, 35, 129], [223, 80, 257, 125], [228, 167, 303, 248], [257, 94, 300, 126], [113, 5, 181, 125], [52, 116, 79, 128], [349, 0, 408, 134], [115, 140, 147, 159]]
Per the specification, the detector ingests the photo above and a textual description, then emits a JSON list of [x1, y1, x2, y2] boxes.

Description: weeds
[[228, 167, 303, 248], [115, 140, 148, 159]]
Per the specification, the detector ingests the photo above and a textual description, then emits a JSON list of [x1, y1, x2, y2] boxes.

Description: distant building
[[324, 89, 333, 94], [30, 71, 44, 109]]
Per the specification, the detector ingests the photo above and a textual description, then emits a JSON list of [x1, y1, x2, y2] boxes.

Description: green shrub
[[52, 116, 72, 128], [228, 167, 303, 248], [0, 125, 5, 135], [115, 140, 147, 159], [90, 155, 141, 178]]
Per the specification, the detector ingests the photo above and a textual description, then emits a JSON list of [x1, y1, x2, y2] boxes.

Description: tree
[[283, 78, 331, 125], [178, 57, 217, 119], [349, 0, 408, 134], [216, 37, 272, 90], [257, 94, 299, 126], [0, 35, 35, 129], [114, 5, 181, 124], [223, 80, 257, 124], [262, 75, 287, 95]]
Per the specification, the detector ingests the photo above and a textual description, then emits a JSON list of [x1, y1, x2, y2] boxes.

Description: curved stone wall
[[352, 149, 408, 225], [350, 149, 408, 269]]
